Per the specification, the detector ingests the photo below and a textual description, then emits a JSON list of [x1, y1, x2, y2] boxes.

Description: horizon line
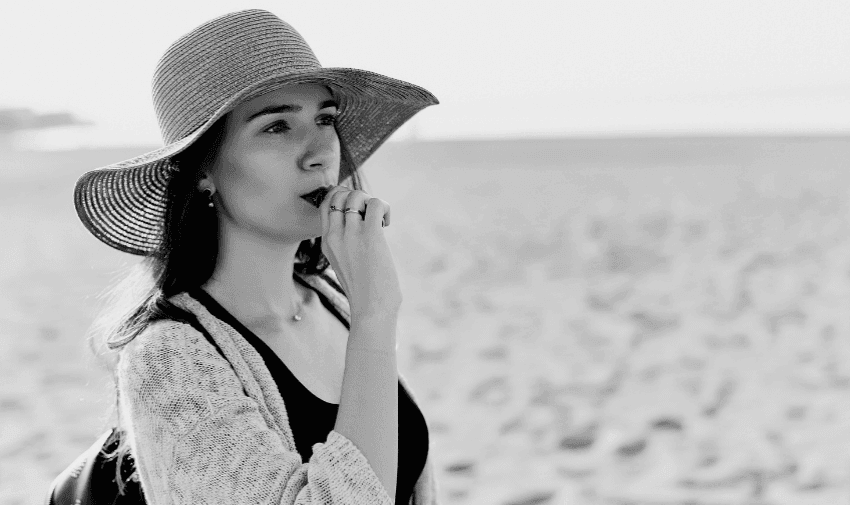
[[6, 130, 850, 154]]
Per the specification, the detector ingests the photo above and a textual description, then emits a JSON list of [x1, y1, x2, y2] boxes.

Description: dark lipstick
[[300, 186, 331, 208]]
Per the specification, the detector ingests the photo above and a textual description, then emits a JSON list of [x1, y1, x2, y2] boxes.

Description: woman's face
[[206, 83, 341, 241]]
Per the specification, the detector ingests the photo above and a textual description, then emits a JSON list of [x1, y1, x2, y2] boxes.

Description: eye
[[263, 120, 290, 134], [318, 113, 338, 126]]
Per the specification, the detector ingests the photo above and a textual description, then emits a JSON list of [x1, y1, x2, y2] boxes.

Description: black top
[[188, 280, 428, 505]]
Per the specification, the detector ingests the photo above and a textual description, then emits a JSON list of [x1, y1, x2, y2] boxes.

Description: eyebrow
[[245, 100, 339, 123]]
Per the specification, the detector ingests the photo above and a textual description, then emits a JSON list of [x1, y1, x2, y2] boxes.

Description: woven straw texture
[[74, 9, 438, 255], [116, 271, 441, 505]]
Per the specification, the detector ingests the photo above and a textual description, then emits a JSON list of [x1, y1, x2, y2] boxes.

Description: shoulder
[[116, 317, 245, 432], [116, 319, 237, 435], [121, 319, 196, 358], [117, 318, 224, 388]]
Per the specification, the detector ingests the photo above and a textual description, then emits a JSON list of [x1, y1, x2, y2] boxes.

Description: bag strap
[[185, 316, 227, 362]]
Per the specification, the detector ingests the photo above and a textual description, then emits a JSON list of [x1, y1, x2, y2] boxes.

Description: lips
[[300, 186, 331, 208]]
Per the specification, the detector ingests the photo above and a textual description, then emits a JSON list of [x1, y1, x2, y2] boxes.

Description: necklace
[[201, 282, 308, 324], [290, 283, 312, 322]]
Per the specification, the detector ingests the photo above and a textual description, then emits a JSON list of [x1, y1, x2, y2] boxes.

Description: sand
[[1, 136, 849, 505]]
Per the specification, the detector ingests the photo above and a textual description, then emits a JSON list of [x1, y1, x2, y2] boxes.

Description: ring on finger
[[344, 208, 366, 220]]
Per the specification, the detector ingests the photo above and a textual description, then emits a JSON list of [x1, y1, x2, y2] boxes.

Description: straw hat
[[73, 9, 437, 256]]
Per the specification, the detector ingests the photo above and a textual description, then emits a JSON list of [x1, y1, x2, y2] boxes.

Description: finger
[[344, 192, 389, 228], [323, 185, 349, 235], [381, 202, 390, 228], [364, 197, 390, 229], [341, 190, 371, 229], [318, 185, 337, 237], [356, 199, 390, 227]]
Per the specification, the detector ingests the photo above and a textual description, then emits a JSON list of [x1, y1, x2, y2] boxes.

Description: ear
[[197, 173, 215, 194]]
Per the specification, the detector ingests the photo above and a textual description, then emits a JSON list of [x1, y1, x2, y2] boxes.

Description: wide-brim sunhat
[[73, 9, 438, 256]]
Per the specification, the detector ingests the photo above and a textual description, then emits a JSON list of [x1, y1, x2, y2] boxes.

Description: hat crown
[[152, 9, 322, 144]]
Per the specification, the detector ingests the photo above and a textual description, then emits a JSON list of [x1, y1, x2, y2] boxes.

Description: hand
[[319, 185, 402, 320]]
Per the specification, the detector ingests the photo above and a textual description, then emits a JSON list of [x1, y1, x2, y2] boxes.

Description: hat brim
[[73, 68, 438, 255]]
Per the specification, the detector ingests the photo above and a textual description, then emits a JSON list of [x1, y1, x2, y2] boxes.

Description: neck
[[201, 222, 314, 332]]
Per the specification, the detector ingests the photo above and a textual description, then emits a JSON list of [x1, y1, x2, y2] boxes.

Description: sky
[[1, 0, 849, 150]]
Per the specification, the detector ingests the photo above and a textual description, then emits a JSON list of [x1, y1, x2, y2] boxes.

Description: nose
[[301, 129, 337, 172]]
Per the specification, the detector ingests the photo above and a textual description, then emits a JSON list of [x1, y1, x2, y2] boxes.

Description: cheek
[[218, 150, 295, 221]]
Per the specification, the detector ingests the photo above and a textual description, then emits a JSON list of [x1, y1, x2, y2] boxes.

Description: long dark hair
[[89, 111, 369, 493]]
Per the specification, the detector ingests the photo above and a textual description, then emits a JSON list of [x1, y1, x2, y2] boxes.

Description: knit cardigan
[[116, 271, 441, 505]]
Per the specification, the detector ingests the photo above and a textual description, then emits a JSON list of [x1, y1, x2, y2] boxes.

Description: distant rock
[[0, 108, 91, 152], [0, 108, 89, 131]]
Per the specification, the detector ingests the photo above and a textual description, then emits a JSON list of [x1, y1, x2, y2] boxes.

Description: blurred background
[[2, 1, 849, 504]]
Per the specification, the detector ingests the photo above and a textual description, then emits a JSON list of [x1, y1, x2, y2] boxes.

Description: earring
[[203, 188, 214, 208]]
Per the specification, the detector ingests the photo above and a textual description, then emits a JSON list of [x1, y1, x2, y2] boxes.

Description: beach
[[2, 136, 850, 504]]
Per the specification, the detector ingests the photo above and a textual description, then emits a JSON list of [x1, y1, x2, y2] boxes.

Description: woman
[[72, 9, 439, 505]]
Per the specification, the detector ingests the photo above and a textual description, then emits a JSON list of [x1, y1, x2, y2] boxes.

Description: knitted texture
[[73, 9, 438, 256], [116, 271, 440, 504]]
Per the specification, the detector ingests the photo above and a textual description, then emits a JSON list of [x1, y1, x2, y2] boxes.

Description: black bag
[[44, 428, 145, 505], [45, 317, 225, 505]]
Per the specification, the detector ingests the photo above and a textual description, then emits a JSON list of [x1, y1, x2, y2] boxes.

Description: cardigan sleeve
[[116, 320, 394, 505]]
